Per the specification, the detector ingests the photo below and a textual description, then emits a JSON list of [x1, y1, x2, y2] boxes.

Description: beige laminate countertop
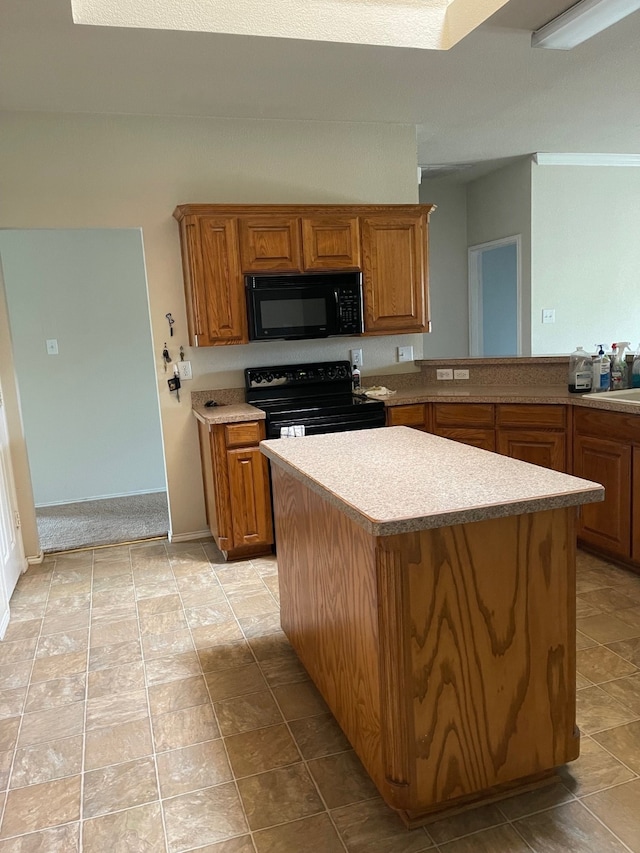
[[260, 426, 603, 536], [192, 403, 265, 425]]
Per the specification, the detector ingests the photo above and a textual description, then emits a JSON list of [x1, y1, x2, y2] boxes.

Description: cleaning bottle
[[352, 363, 361, 392], [611, 342, 631, 390], [568, 347, 593, 394], [593, 344, 610, 393], [632, 344, 640, 388]]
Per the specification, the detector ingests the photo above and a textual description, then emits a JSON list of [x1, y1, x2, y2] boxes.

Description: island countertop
[[260, 426, 603, 535]]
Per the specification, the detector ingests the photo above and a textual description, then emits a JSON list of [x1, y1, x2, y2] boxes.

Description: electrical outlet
[[397, 345, 414, 362], [350, 349, 363, 368], [46, 339, 59, 355], [436, 368, 454, 380], [542, 309, 556, 324], [177, 361, 193, 381], [454, 369, 470, 380]]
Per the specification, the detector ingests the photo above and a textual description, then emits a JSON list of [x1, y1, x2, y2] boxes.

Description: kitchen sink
[[599, 388, 640, 404]]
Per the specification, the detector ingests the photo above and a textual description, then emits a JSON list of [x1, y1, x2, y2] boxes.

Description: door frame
[[468, 234, 522, 357]]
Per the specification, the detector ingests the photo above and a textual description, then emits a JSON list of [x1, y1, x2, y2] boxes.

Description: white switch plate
[[177, 361, 193, 381], [542, 309, 556, 324], [350, 349, 363, 368], [454, 369, 469, 380], [436, 368, 454, 380], [397, 345, 414, 362], [46, 339, 59, 355]]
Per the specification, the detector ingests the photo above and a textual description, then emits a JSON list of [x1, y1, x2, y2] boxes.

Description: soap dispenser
[[593, 344, 610, 393]]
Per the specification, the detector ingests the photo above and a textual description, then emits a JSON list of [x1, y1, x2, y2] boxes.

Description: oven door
[[246, 284, 340, 341]]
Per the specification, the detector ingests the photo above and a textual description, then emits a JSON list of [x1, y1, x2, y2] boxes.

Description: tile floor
[[0, 542, 639, 852]]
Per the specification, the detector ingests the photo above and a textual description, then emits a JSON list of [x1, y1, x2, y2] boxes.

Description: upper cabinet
[[173, 204, 434, 346]]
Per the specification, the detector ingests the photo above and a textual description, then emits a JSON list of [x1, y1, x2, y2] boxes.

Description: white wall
[[419, 179, 469, 357], [0, 229, 165, 506], [0, 112, 419, 545], [531, 164, 640, 356], [467, 159, 532, 356]]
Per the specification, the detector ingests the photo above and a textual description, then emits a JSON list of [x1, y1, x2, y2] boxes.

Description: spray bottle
[[611, 342, 631, 390], [593, 344, 610, 392], [632, 344, 640, 389]]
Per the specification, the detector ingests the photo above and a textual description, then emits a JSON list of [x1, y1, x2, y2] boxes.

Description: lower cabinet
[[433, 403, 495, 451], [496, 405, 568, 472], [198, 419, 273, 560], [386, 403, 430, 431]]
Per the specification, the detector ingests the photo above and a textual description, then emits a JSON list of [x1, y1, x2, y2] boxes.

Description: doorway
[[0, 229, 168, 553], [468, 235, 522, 357]]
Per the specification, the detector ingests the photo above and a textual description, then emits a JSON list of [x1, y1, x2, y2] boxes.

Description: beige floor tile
[[600, 672, 640, 714], [47, 581, 91, 600], [0, 639, 37, 666], [617, 606, 640, 632], [559, 736, 636, 796], [0, 720, 19, 753], [10, 734, 83, 788], [30, 652, 87, 684], [35, 629, 88, 658], [162, 783, 248, 853], [181, 836, 255, 853], [204, 664, 268, 701], [225, 724, 300, 778], [0, 823, 80, 852], [156, 739, 232, 798], [139, 610, 187, 636], [330, 798, 432, 853], [247, 632, 290, 661], [191, 621, 245, 649], [583, 778, 640, 852], [92, 574, 134, 593], [214, 690, 284, 736], [272, 681, 329, 720], [0, 752, 12, 791], [607, 637, 640, 668], [83, 757, 158, 818], [17, 702, 84, 747], [513, 800, 629, 852], [577, 614, 640, 644], [85, 717, 153, 770], [89, 618, 139, 648], [227, 592, 278, 620], [184, 603, 235, 629], [237, 763, 324, 831], [92, 588, 136, 609], [288, 712, 351, 759], [258, 651, 309, 688], [495, 781, 574, 820], [135, 580, 179, 599], [148, 675, 210, 717], [44, 593, 90, 613], [238, 613, 283, 639], [82, 802, 166, 853], [0, 775, 81, 838], [307, 750, 378, 809], [24, 673, 86, 713], [2, 619, 42, 643], [0, 662, 32, 690], [86, 688, 149, 730], [253, 812, 345, 853], [593, 719, 640, 774], [88, 639, 141, 672], [141, 628, 195, 660], [145, 651, 202, 686], [137, 593, 182, 617], [87, 661, 146, 699], [152, 703, 219, 752], [41, 609, 90, 634], [91, 603, 137, 624], [0, 687, 25, 721], [577, 685, 639, 734], [576, 646, 637, 683], [437, 824, 530, 853], [578, 587, 640, 613], [197, 641, 254, 673]]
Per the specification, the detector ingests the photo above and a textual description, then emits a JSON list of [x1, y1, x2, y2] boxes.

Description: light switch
[[397, 346, 414, 362], [46, 339, 59, 355], [542, 309, 556, 324]]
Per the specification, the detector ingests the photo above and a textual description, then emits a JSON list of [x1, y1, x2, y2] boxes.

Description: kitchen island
[[260, 427, 604, 825]]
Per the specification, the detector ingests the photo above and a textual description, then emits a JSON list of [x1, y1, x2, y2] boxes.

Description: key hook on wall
[[165, 313, 175, 336]]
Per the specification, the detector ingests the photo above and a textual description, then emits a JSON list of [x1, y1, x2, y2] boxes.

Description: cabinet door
[[301, 217, 360, 270], [361, 215, 428, 334], [573, 435, 631, 559], [227, 447, 274, 549], [497, 429, 566, 472], [386, 404, 428, 431], [435, 428, 496, 452], [239, 217, 302, 271], [181, 216, 247, 346]]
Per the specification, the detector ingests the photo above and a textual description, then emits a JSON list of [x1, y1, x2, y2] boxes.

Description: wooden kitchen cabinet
[[361, 213, 429, 334], [174, 204, 433, 346], [177, 215, 247, 346], [197, 419, 273, 560], [386, 403, 430, 431], [496, 404, 568, 472], [432, 403, 496, 451]]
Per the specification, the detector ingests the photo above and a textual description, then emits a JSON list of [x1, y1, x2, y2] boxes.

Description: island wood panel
[[270, 465, 384, 791], [378, 508, 579, 819]]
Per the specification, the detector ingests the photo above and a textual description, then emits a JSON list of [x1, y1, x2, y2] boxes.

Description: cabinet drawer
[[497, 404, 566, 430], [435, 428, 495, 452], [387, 404, 427, 428], [224, 421, 263, 448], [433, 403, 495, 428]]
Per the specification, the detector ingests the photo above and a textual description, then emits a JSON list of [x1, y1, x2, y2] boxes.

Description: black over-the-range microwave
[[245, 271, 363, 341]]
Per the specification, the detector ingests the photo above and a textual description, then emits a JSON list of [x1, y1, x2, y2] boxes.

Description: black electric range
[[245, 360, 386, 439]]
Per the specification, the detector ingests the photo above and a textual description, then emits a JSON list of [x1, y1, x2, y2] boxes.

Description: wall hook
[[165, 313, 175, 336]]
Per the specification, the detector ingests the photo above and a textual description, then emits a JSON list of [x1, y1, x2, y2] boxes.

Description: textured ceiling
[[1, 0, 639, 173]]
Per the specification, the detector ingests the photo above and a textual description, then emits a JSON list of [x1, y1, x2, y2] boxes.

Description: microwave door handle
[[334, 289, 340, 318]]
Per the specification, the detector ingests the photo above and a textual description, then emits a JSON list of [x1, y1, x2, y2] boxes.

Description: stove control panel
[[246, 361, 351, 389]]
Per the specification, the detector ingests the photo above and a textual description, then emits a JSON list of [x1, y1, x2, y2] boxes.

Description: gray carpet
[[36, 491, 169, 553]]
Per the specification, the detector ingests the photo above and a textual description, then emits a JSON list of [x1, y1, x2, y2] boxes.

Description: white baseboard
[[168, 529, 212, 543], [27, 551, 44, 565], [0, 608, 10, 640], [35, 488, 167, 508]]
